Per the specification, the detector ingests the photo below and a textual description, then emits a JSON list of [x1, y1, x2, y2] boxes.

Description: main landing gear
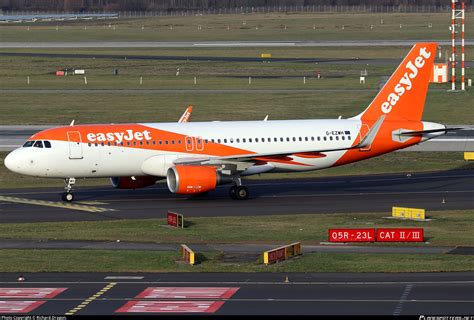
[[62, 177, 76, 202], [229, 177, 249, 200]]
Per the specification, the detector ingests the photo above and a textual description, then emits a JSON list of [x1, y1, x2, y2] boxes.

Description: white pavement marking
[[116, 300, 225, 313], [0, 300, 46, 314], [136, 287, 239, 299], [0, 288, 66, 299], [393, 284, 414, 316]]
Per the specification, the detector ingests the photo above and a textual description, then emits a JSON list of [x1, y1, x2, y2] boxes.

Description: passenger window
[[218, 139, 221, 143], [305, 137, 308, 141], [336, 136, 339, 141], [280, 137, 284, 142], [23, 141, 34, 147], [230, 138, 234, 143], [342, 136, 345, 140], [317, 137, 321, 141], [249, 138, 252, 143], [323, 137, 327, 141], [255, 138, 259, 143], [299, 137, 302, 142], [330, 136, 333, 141], [33, 141, 43, 148], [274, 138, 277, 142], [243, 138, 246, 143], [236, 138, 240, 143], [224, 139, 227, 143], [311, 137, 314, 141], [286, 137, 290, 142]]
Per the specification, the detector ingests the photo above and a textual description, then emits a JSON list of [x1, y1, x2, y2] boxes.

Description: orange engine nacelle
[[167, 165, 230, 194], [110, 176, 158, 189]]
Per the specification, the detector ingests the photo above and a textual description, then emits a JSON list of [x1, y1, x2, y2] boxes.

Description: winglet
[[356, 115, 385, 149], [178, 105, 193, 123]]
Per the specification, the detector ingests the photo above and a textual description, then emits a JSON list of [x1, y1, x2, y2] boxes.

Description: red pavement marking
[[0, 300, 46, 313], [136, 287, 239, 299], [0, 288, 67, 299], [116, 301, 225, 313]]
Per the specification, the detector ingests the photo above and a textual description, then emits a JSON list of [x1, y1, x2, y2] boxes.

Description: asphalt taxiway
[[0, 272, 472, 315], [0, 170, 472, 223], [1, 39, 474, 48]]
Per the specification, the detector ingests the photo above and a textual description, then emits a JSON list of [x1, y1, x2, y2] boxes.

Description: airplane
[[4, 43, 453, 202]]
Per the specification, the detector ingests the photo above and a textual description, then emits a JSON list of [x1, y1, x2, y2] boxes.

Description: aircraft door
[[195, 137, 204, 151], [67, 131, 83, 159], [185, 136, 194, 151]]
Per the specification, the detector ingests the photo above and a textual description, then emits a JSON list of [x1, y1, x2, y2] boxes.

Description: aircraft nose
[[4, 150, 18, 172]]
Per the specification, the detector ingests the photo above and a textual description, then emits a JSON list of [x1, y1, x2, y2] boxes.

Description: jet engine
[[166, 165, 232, 194], [110, 176, 159, 189]]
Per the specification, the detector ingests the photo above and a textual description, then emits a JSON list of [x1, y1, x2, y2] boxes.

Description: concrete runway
[[0, 170, 472, 223], [1, 39, 474, 48], [0, 272, 472, 315]]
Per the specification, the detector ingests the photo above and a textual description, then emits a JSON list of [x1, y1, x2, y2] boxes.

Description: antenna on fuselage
[[263, 115, 269, 121], [69, 120, 75, 126]]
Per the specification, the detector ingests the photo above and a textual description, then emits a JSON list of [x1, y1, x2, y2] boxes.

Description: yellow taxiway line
[[0, 195, 114, 213]]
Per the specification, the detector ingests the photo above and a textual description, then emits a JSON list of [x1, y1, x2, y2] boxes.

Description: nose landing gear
[[62, 177, 76, 202]]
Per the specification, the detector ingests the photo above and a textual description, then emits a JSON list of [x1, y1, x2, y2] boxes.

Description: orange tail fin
[[355, 43, 437, 122]]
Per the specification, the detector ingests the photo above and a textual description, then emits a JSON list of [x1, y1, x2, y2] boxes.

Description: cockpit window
[[33, 141, 43, 148], [23, 141, 34, 147], [44, 141, 51, 148]]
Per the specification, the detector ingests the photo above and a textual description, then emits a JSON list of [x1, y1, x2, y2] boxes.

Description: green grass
[[0, 249, 472, 272], [1, 12, 473, 42], [1, 151, 472, 189], [0, 90, 473, 125], [0, 210, 472, 247]]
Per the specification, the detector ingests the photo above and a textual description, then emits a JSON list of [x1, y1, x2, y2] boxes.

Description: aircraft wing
[[175, 115, 385, 167]]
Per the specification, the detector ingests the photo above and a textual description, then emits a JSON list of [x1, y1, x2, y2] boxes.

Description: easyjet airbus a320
[[5, 43, 452, 201]]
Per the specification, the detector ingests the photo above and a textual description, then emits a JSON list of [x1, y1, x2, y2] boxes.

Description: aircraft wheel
[[62, 192, 74, 202], [233, 186, 249, 200], [229, 186, 237, 200]]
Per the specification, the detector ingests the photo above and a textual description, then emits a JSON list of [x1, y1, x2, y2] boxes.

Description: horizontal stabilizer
[[397, 127, 459, 136]]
